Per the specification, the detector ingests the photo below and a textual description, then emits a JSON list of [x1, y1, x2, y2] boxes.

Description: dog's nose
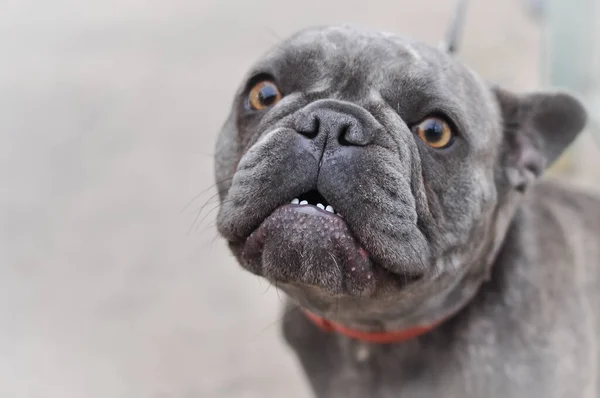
[[295, 100, 379, 146]]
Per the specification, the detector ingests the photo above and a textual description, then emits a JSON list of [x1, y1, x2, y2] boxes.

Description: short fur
[[215, 26, 599, 397]]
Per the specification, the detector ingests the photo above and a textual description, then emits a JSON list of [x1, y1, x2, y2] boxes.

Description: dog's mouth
[[237, 189, 422, 297], [290, 190, 339, 215]]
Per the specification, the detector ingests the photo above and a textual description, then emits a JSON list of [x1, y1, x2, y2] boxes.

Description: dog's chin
[[233, 203, 422, 298]]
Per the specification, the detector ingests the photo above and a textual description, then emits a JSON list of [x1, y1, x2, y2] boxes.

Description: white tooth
[[291, 198, 299, 204], [299, 200, 308, 205], [316, 203, 325, 210], [325, 205, 334, 213]]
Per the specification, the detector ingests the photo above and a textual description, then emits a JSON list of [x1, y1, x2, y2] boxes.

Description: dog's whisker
[[200, 220, 219, 236], [329, 253, 340, 272], [187, 197, 236, 236], [191, 150, 217, 158], [194, 202, 226, 233], [187, 207, 204, 236], [261, 281, 273, 295], [199, 232, 223, 251], [180, 174, 234, 214], [274, 281, 283, 303]]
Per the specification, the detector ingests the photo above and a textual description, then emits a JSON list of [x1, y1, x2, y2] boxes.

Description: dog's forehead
[[257, 26, 460, 89], [284, 26, 422, 59], [286, 26, 433, 63]]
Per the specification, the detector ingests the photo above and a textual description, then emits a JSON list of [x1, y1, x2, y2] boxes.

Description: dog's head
[[215, 26, 586, 326]]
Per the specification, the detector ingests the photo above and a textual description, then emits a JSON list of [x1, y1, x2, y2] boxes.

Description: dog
[[214, 25, 600, 397]]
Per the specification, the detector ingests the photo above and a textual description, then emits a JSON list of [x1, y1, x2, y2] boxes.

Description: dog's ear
[[493, 87, 587, 192]]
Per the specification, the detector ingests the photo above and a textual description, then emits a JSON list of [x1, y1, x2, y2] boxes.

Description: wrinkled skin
[[215, 26, 600, 397]]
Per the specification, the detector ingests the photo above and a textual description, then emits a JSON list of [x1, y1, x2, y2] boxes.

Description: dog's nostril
[[296, 108, 372, 146], [340, 122, 371, 146], [337, 124, 353, 146], [297, 116, 320, 139]]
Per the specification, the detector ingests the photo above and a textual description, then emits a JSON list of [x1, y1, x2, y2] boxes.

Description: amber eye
[[248, 81, 282, 110], [414, 117, 454, 149]]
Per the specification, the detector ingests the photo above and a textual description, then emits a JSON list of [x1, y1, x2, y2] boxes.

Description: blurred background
[[0, 0, 598, 397]]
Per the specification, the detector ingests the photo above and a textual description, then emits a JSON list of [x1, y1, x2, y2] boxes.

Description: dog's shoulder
[[530, 178, 600, 210], [507, 178, 600, 273], [525, 178, 600, 233], [484, 177, 600, 336]]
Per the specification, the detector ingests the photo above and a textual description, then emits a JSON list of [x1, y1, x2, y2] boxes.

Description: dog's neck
[[302, 308, 448, 344], [299, 254, 494, 343]]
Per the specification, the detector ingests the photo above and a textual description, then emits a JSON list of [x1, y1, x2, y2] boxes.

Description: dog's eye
[[414, 117, 454, 149], [248, 81, 282, 110]]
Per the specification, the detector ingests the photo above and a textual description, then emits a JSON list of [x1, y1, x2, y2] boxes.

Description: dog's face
[[215, 26, 586, 324]]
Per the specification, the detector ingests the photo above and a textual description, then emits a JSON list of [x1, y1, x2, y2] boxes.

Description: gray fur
[[215, 25, 598, 397]]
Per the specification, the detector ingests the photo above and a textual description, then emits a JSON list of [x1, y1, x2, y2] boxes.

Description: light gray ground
[[1, 0, 597, 397]]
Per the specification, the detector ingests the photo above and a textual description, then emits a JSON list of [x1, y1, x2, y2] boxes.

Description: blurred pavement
[[0, 0, 597, 397]]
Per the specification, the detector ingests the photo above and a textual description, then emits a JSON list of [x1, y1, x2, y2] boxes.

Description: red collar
[[303, 310, 445, 344]]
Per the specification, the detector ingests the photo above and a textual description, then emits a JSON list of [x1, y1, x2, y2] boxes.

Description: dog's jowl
[[215, 26, 599, 397]]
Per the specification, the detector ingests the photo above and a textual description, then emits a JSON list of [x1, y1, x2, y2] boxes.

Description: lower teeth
[[291, 198, 336, 214]]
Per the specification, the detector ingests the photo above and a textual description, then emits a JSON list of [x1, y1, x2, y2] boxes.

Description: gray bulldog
[[214, 25, 600, 397]]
